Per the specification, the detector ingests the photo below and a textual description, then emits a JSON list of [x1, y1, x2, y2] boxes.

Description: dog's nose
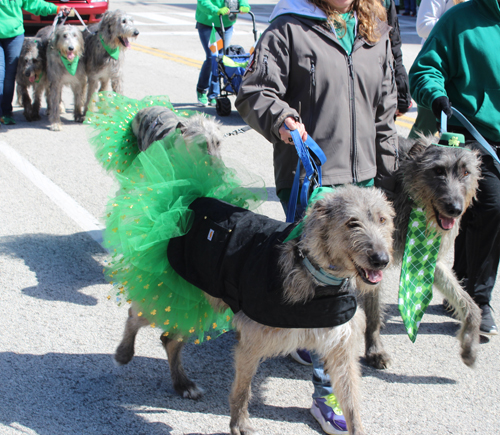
[[444, 200, 463, 217], [68, 46, 74, 51], [25, 71, 31, 77], [369, 251, 390, 269], [134, 30, 140, 36]]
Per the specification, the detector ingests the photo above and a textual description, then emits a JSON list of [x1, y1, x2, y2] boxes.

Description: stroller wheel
[[216, 97, 232, 117]]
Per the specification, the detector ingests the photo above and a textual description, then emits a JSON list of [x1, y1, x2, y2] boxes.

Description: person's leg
[[196, 22, 214, 104], [408, 105, 438, 139], [0, 39, 6, 119], [207, 25, 234, 101], [453, 154, 500, 334], [0, 34, 24, 122], [310, 352, 347, 435]]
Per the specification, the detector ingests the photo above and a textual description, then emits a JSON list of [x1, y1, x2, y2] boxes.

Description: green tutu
[[86, 92, 267, 343]]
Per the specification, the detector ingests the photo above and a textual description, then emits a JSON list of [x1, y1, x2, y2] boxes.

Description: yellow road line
[[131, 42, 203, 68], [396, 118, 415, 129]]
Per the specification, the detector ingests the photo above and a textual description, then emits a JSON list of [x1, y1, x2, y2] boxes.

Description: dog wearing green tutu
[[86, 93, 396, 435], [363, 133, 482, 371]]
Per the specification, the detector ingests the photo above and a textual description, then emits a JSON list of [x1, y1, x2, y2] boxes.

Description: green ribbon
[[398, 206, 442, 342], [100, 34, 120, 60], [59, 52, 79, 76]]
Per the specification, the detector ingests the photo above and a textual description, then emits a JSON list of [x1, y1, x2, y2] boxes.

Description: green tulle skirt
[[85, 92, 267, 343]]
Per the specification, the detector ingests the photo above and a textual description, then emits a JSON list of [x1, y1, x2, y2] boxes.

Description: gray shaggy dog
[[114, 184, 395, 435], [46, 24, 87, 131], [131, 106, 223, 156], [15, 37, 49, 121], [363, 134, 482, 370], [83, 10, 139, 114]]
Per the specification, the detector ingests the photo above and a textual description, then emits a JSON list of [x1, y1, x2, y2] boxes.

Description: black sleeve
[[386, 0, 412, 113]]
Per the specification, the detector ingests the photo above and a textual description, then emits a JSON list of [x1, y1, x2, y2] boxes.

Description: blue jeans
[[279, 197, 333, 400], [0, 34, 25, 118], [196, 22, 234, 100]]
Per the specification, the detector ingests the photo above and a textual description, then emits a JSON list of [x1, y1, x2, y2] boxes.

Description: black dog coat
[[167, 197, 357, 329]]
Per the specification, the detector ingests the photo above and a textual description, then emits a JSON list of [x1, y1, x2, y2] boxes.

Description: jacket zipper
[[308, 59, 316, 128], [347, 55, 357, 183], [263, 55, 269, 76]]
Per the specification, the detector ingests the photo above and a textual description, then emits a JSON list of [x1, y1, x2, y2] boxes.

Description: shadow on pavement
[[0, 231, 107, 306]]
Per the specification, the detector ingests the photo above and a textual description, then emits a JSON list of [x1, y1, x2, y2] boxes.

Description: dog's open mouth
[[433, 206, 457, 230], [29, 73, 36, 83], [118, 36, 131, 48], [66, 51, 76, 61], [355, 264, 383, 285]]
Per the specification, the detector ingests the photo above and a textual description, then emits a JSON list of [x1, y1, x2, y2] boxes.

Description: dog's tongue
[[366, 269, 383, 284], [440, 215, 456, 230], [67, 52, 75, 61], [124, 38, 131, 48], [29, 75, 35, 83]]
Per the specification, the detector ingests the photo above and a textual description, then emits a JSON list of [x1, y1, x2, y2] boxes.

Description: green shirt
[[335, 12, 356, 54], [195, 0, 250, 28], [0, 0, 57, 39]]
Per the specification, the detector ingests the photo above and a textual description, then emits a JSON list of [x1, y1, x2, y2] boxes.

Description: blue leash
[[441, 109, 500, 166], [285, 128, 327, 223]]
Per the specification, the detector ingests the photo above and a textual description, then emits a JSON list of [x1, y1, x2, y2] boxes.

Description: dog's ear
[[407, 141, 427, 159]]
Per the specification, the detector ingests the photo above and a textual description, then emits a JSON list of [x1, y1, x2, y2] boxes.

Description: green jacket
[[195, 0, 250, 28], [0, 0, 57, 39], [409, 0, 500, 143]]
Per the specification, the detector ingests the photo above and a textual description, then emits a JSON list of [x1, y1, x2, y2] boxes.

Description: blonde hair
[[308, 0, 387, 43]]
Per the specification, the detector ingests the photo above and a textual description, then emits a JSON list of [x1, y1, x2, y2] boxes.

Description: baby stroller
[[212, 11, 258, 116]]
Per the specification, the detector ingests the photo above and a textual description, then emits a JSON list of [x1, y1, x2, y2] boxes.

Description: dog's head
[[398, 134, 481, 232], [99, 9, 139, 49], [52, 25, 84, 61], [18, 38, 45, 83], [300, 185, 395, 291]]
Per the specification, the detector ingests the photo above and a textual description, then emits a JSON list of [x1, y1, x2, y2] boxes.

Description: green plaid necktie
[[398, 206, 442, 342]]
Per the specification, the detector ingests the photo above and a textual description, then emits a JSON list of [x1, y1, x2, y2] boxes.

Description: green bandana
[[398, 206, 442, 342], [34, 72, 43, 83], [100, 34, 120, 60], [59, 52, 79, 76]]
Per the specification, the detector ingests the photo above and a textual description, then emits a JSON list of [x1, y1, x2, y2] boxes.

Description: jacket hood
[[269, 0, 327, 22]]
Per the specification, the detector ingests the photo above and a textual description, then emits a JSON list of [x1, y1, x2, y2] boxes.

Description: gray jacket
[[235, 6, 398, 193]]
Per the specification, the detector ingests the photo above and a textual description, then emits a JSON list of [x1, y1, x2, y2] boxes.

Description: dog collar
[[34, 72, 43, 83], [297, 247, 346, 287], [59, 52, 79, 76], [100, 34, 120, 60]]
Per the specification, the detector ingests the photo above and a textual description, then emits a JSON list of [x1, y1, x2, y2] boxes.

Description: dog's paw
[[180, 385, 204, 400], [230, 422, 259, 435], [74, 114, 85, 123], [365, 351, 392, 369], [49, 123, 62, 131]]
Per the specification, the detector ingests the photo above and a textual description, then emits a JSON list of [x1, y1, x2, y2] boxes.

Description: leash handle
[[440, 108, 500, 166], [285, 127, 326, 223]]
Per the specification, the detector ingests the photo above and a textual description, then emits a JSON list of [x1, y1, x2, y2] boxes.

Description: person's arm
[[386, 0, 412, 114], [374, 37, 399, 194], [21, 0, 59, 16], [197, 0, 222, 16], [416, 0, 446, 40], [235, 27, 301, 145], [409, 36, 450, 112]]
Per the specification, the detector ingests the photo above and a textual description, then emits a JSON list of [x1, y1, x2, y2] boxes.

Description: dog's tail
[[85, 91, 221, 176]]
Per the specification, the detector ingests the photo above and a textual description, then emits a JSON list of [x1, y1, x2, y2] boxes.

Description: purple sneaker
[[289, 348, 312, 365], [310, 394, 348, 434]]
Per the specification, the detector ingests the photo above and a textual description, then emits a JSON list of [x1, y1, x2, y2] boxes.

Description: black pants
[[453, 142, 500, 306]]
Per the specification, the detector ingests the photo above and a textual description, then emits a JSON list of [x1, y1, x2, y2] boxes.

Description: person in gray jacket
[[235, 0, 398, 433]]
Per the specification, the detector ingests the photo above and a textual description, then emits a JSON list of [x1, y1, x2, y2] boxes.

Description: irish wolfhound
[[113, 183, 394, 435], [15, 37, 49, 121], [131, 105, 223, 155], [46, 24, 86, 131], [83, 10, 139, 113], [364, 134, 482, 370]]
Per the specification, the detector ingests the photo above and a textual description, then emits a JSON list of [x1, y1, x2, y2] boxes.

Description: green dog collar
[[100, 34, 120, 60]]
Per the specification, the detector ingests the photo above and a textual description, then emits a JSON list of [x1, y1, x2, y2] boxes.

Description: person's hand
[[218, 7, 230, 15], [395, 100, 412, 117], [239, 6, 250, 13], [57, 6, 71, 16], [279, 117, 308, 145], [432, 96, 452, 120]]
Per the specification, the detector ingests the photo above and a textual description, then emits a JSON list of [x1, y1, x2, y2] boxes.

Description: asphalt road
[[0, 1, 499, 434]]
